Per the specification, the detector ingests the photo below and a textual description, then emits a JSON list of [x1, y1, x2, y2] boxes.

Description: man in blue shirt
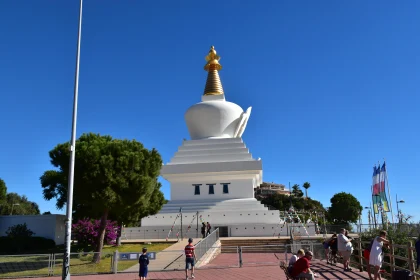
[[139, 247, 149, 280]]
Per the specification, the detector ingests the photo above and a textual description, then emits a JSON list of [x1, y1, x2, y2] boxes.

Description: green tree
[[0, 178, 6, 202], [0, 191, 40, 216], [328, 192, 362, 224], [292, 184, 304, 198], [303, 182, 311, 199], [111, 181, 166, 245], [40, 133, 164, 263]]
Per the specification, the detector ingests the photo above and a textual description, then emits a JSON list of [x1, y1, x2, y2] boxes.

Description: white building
[[125, 46, 315, 239], [0, 214, 66, 245]]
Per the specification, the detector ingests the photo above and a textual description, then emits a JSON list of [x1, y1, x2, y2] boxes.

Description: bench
[[280, 261, 306, 280]]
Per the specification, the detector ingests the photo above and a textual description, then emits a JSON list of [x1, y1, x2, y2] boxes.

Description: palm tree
[[303, 182, 311, 199]]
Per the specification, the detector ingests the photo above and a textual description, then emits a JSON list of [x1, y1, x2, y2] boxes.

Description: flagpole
[[371, 183, 377, 228], [384, 161, 395, 225], [62, 0, 83, 280]]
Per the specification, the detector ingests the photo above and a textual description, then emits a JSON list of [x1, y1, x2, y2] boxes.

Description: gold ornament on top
[[203, 46, 224, 96]]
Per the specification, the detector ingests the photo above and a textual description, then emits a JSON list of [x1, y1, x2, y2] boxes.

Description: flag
[[379, 162, 390, 212], [372, 166, 381, 214]]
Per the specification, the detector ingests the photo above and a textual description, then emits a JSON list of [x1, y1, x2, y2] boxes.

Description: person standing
[[138, 247, 149, 280], [201, 223, 206, 238], [363, 238, 375, 280], [338, 228, 353, 271], [329, 234, 338, 265], [323, 234, 335, 264], [369, 230, 390, 280], [185, 238, 196, 280]]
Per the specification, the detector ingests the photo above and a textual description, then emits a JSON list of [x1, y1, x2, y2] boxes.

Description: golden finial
[[203, 46, 224, 96]]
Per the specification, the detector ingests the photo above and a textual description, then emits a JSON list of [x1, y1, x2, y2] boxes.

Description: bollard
[[238, 246, 243, 268], [112, 250, 118, 274]]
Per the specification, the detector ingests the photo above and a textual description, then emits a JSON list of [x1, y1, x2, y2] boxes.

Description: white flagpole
[[62, 1, 83, 280], [384, 160, 395, 225]]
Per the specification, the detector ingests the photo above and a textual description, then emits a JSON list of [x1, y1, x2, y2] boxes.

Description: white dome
[[185, 100, 244, 140]]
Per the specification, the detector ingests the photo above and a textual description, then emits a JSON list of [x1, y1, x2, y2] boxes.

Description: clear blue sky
[[1, 1, 419, 224]]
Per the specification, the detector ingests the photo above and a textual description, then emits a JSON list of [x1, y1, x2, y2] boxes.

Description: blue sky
[[0, 1, 419, 224]]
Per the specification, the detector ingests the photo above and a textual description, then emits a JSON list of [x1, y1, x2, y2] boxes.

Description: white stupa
[[136, 47, 285, 238]]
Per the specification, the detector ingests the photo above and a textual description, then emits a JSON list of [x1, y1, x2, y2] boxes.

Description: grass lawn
[[0, 243, 173, 278]]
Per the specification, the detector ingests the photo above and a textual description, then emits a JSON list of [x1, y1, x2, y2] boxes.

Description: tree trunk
[[93, 209, 109, 263], [305, 189, 308, 199], [116, 220, 123, 246]]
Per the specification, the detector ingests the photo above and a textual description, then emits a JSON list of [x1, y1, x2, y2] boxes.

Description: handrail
[[194, 228, 220, 263], [348, 238, 418, 279]]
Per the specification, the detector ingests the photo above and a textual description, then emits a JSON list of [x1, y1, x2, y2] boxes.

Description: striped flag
[[379, 162, 390, 212]]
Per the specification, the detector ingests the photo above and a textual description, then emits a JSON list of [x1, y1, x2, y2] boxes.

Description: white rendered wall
[[124, 223, 317, 239], [141, 208, 280, 227], [0, 215, 66, 245], [171, 179, 254, 201]]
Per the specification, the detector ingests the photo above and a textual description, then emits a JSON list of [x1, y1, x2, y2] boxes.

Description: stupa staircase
[[220, 238, 289, 253]]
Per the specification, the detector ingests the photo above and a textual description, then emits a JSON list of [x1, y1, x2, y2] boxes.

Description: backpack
[[329, 238, 338, 250], [366, 238, 375, 251]]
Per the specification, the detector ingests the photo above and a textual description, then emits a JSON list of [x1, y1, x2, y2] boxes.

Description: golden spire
[[203, 46, 224, 96]]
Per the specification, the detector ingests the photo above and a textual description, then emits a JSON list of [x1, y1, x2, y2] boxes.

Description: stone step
[[221, 247, 286, 253]]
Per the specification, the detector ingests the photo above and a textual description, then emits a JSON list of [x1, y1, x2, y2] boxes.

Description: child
[[139, 247, 149, 280], [185, 238, 196, 280]]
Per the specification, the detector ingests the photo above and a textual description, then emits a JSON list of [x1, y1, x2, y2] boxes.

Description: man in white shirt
[[337, 228, 353, 271]]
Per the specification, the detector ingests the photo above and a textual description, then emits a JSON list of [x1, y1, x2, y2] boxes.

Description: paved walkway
[[124, 239, 202, 272], [16, 260, 370, 280]]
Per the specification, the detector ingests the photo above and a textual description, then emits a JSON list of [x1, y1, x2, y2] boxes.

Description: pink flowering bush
[[72, 219, 119, 249]]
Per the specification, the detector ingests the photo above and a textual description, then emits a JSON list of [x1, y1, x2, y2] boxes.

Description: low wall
[[123, 222, 317, 240], [0, 215, 66, 245]]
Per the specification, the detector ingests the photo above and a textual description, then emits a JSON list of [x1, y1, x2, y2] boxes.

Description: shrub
[[360, 224, 417, 272], [0, 236, 55, 254], [6, 223, 34, 238], [72, 219, 119, 249]]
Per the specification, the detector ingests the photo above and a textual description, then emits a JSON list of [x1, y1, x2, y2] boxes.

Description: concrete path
[[123, 239, 202, 272]]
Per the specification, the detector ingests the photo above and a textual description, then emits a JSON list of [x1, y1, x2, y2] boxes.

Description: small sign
[[118, 252, 156, 261], [147, 252, 156, 260]]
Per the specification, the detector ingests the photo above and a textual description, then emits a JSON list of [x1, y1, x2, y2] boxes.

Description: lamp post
[[10, 203, 20, 215], [62, 0, 83, 279], [396, 194, 405, 224], [364, 206, 371, 231]]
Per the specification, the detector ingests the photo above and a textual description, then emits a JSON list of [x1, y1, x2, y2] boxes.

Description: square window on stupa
[[208, 184, 215, 194]]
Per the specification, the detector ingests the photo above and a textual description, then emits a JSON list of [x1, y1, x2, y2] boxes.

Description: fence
[[0, 252, 114, 278], [346, 238, 419, 280]]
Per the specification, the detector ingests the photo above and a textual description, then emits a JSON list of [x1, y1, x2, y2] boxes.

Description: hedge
[[0, 236, 56, 254]]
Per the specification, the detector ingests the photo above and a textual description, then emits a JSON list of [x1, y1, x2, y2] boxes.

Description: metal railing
[[194, 228, 219, 263], [0, 252, 113, 278]]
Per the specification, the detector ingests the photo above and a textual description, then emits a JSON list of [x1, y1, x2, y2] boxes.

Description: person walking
[[369, 230, 390, 280], [338, 228, 353, 271], [206, 222, 212, 236], [185, 238, 196, 280], [138, 247, 149, 280]]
